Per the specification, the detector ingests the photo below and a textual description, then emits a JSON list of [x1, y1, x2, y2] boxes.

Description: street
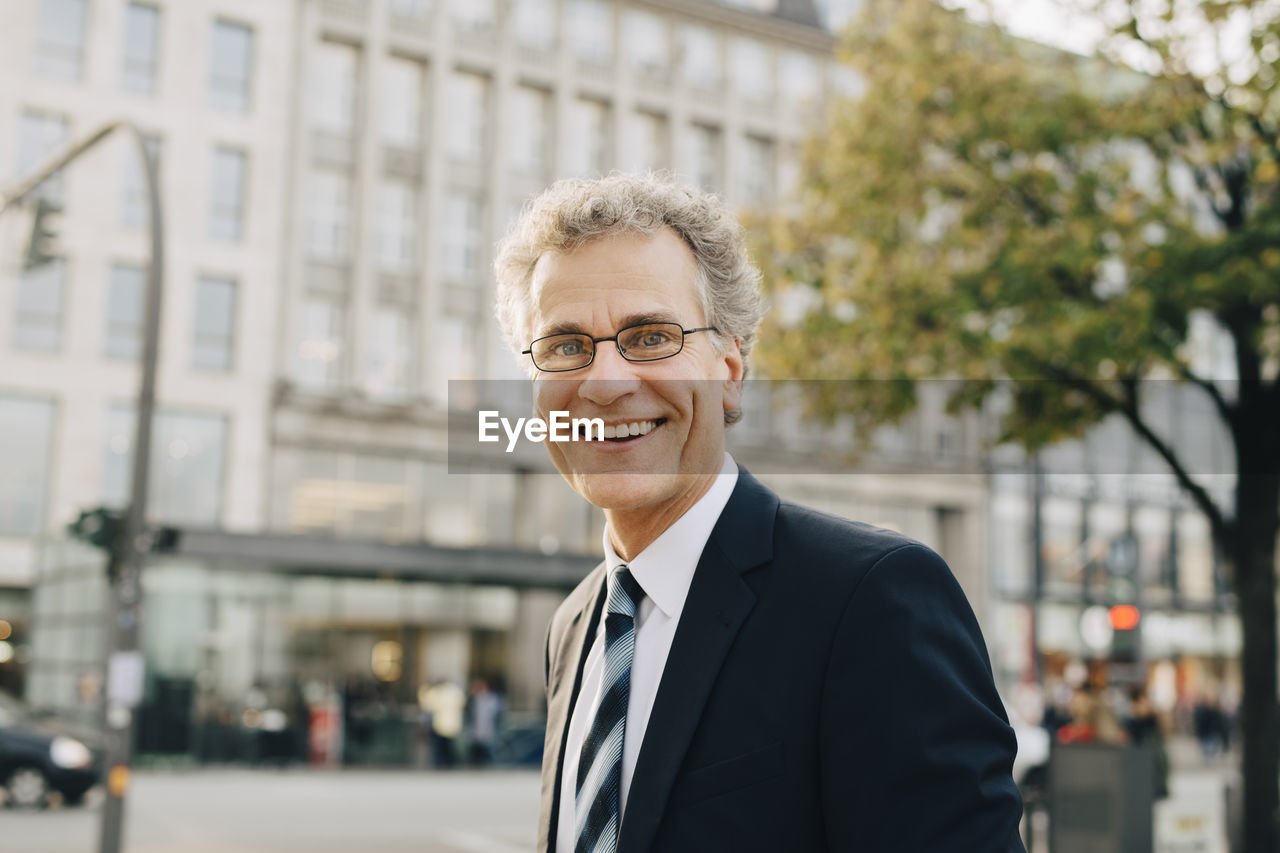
[[0, 769, 541, 853]]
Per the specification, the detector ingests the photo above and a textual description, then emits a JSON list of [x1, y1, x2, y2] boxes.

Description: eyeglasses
[[522, 322, 718, 372]]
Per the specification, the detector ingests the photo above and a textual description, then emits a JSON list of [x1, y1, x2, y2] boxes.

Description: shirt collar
[[601, 452, 739, 619]]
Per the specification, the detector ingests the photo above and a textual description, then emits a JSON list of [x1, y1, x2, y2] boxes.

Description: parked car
[[0, 690, 102, 808]]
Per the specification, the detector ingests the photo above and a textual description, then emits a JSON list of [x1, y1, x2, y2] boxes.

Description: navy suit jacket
[[539, 468, 1025, 852]]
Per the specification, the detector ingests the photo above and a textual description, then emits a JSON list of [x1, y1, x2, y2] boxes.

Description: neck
[[604, 472, 718, 561]]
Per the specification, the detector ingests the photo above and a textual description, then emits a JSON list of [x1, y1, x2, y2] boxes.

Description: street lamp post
[[1, 120, 164, 853]]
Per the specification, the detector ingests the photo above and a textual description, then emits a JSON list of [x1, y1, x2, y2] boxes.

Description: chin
[[570, 470, 685, 511]]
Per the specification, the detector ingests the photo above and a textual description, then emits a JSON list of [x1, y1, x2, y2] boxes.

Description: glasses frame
[[522, 322, 719, 373]]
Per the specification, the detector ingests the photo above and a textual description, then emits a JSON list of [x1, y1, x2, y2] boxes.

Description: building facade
[[2, 0, 997, 765]]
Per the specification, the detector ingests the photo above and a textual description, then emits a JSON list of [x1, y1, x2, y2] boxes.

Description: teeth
[[601, 420, 658, 439]]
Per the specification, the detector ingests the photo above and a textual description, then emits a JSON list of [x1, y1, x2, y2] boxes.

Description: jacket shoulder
[[774, 498, 930, 569]]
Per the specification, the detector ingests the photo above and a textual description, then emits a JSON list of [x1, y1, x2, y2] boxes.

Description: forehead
[[528, 228, 702, 332]]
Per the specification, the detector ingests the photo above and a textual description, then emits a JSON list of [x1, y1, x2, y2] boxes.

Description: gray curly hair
[[493, 174, 767, 389]]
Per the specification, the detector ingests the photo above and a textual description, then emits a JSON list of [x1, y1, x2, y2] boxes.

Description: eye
[[636, 327, 677, 348], [552, 339, 583, 356]]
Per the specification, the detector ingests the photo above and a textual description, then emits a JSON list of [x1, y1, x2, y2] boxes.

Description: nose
[[577, 339, 641, 407]]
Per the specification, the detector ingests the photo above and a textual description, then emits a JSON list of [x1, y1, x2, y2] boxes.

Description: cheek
[[533, 380, 571, 416]]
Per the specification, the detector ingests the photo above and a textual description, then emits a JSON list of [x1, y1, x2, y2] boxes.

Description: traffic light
[[25, 196, 62, 271], [68, 506, 124, 551], [1110, 604, 1141, 663]]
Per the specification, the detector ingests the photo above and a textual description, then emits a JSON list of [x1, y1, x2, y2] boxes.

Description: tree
[[757, 0, 1280, 847]]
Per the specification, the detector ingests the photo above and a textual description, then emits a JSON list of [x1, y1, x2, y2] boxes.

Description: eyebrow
[[536, 311, 681, 339]]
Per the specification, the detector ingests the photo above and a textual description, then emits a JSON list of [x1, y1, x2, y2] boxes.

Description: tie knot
[[606, 564, 644, 618]]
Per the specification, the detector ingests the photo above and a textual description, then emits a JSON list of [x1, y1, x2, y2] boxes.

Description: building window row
[[10, 262, 237, 373], [0, 394, 228, 536], [34, 1, 256, 112]]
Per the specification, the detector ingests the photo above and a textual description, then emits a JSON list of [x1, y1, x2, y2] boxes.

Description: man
[[494, 174, 1025, 852]]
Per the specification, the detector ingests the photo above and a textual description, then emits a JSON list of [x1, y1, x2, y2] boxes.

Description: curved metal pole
[[0, 119, 163, 853]]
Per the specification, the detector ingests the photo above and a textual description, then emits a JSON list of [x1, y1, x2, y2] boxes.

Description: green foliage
[[755, 0, 1279, 455]]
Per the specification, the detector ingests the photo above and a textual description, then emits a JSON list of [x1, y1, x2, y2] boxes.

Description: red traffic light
[[1109, 604, 1140, 631]]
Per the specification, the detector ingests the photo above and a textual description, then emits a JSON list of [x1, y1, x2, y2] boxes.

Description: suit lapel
[[540, 564, 607, 853], [618, 470, 779, 853]]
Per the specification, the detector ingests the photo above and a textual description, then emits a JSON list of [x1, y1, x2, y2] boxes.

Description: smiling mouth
[[576, 418, 666, 442]]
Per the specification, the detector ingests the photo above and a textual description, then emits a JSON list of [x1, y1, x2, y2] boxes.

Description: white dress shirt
[[555, 453, 740, 853]]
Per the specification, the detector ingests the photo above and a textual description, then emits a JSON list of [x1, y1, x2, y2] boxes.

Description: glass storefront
[[26, 542, 569, 767]]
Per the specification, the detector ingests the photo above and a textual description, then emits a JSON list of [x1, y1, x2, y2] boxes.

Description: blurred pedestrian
[[1057, 684, 1127, 745], [422, 680, 465, 769], [1125, 685, 1169, 798], [1193, 691, 1225, 759], [467, 677, 504, 766]]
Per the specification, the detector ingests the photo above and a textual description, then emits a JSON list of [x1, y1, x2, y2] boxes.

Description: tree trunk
[[1234, 472, 1280, 853]]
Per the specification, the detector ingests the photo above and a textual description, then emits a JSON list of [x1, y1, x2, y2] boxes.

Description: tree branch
[[1037, 362, 1231, 540]]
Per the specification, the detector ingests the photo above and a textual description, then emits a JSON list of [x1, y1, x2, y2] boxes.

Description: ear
[[721, 337, 744, 412]]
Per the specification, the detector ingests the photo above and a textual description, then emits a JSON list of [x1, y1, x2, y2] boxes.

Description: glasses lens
[[618, 323, 684, 362], [532, 334, 593, 370]]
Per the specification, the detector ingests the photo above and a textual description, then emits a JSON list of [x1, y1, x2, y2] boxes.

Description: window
[[192, 275, 236, 371], [513, 0, 556, 50], [623, 10, 667, 76], [569, 99, 610, 177], [13, 259, 67, 352], [103, 406, 228, 526], [295, 297, 345, 390], [381, 56, 425, 147], [679, 25, 720, 90], [16, 111, 69, 206], [34, 0, 87, 81], [628, 111, 666, 173], [209, 147, 247, 241], [278, 450, 415, 538], [120, 135, 162, 228], [105, 264, 145, 360], [780, 50, 821, 103], [445, 71, 489, 160], [738, 135, 774, 205], [451, 0, 496, 33], [389, 0, 432, 19], [377, 180, 418, 273], [568, 0, 612, 64], [209, 20, 254, 112], [686, 124, 720, 191], [0, 396, 56, 535], [730, 38, 772, 101], [441, 191, 484, 280], [509, 86, 550, 176], [121, 4, 160, 94], [312, 41, 359, 134], [306, 170, 353, 261], [365, 307, 412, 399]]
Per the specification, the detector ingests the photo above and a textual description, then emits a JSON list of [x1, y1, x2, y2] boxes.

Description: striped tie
[[575, 564, 645, 853]]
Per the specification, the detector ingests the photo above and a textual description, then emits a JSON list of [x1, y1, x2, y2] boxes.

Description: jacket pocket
[[669, 741, 786, 806]]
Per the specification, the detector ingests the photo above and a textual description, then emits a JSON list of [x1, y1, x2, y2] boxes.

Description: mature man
[[494, 174, 1024, 853]]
